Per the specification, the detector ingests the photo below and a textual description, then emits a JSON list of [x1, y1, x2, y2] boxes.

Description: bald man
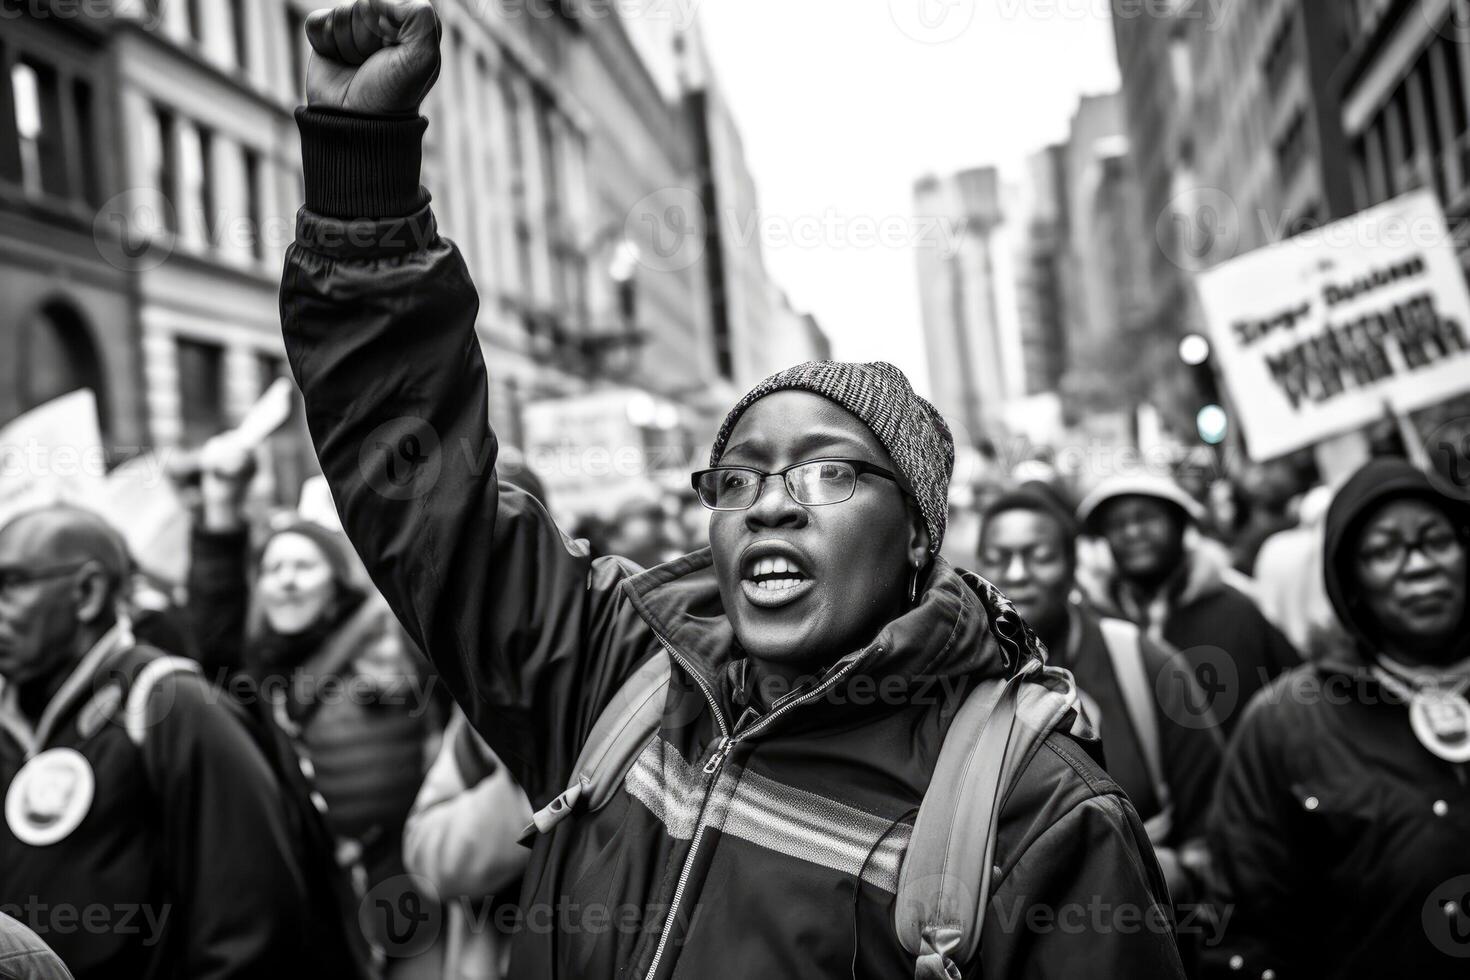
[[0, 507, 312, 980]]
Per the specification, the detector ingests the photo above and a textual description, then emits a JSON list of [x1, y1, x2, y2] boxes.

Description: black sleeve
[[138, 671, 310, 980], [280, 108, 651, 805], [184, 527, 251, 680]]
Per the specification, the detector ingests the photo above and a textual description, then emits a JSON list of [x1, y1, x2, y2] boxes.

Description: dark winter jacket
[[1082, 541, 1300, 734], [1206, 460, 1470, 979], [0, 624, 311, 980], [1051, 602, 1222, 850], [279, 105, 1186, 980]]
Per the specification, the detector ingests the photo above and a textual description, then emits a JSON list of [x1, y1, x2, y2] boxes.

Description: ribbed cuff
[[296, 106, 428, 220]]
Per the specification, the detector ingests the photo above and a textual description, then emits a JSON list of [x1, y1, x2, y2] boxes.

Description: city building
[[2, 0, 750, 518], [1339, 0, 1470, 239], [0, 11, 141, 449], [1013, 145, 1069, 398], [913, 167, 1027, 445]]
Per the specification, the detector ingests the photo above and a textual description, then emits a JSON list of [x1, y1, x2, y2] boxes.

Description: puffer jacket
[[281, 105, 1186, 980], [1205, 460, 1470, 979]]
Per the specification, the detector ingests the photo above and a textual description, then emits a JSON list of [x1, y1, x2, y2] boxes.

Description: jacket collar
[[620, 549, 1026, 727], [0, 619, 134, 757]]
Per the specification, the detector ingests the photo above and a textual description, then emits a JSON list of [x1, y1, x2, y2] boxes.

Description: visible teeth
[[756, 578, 802, 591], [751, 556, 800, 578]]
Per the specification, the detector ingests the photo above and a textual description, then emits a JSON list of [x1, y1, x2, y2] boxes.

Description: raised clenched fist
[[304, 0, 441, 114]]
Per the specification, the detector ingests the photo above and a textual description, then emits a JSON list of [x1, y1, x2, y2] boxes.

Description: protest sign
[[0, 390, 108, 529], [1196, 190, 1470, 460]]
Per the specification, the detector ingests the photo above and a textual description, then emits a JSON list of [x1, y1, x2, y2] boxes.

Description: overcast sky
[[693, 0, 1123, 394]]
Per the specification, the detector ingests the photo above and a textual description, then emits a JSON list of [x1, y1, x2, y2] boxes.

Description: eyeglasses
[[980, 544, 1066, 573], [0, 563, 88, 598], [1356, 527, 1464, 578], [690, 458, 903, 512]]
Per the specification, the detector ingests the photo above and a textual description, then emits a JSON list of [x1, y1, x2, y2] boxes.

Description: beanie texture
[[709, 361, 955, 556]]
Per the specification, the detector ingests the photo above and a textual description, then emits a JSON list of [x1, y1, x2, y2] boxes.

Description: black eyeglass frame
[[690, 457, 906, 512], [0, 562, 91, 597]]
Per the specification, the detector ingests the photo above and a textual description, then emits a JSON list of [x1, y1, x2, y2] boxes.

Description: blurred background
[[3, 0, 1470, 568]]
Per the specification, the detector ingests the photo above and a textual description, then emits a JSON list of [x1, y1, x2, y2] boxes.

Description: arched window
[[19, 299, 109, 437]]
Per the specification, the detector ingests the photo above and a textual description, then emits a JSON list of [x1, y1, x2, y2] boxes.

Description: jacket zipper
[[642, 634, 871, 980]]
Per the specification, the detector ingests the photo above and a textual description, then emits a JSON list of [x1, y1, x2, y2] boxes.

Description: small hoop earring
[[908, 563, 921, 604]]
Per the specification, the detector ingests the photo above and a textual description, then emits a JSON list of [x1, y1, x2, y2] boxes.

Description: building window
[[230, 0, 249, 70], [1262, 16, 1296, 95], [12, 61, 66, 198], [71, 78, 100, 207], [151, 104, 179, 232], [21, 301, 107, 434], [179, 123, 217, 247], [186, 0, 205, 45], [243, 147, 263, 260], [1275, 110, 1310, 183], [176, 338, 226, 447]]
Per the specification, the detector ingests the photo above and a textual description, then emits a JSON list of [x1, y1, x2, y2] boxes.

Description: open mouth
[[740, 550, 816, 609]]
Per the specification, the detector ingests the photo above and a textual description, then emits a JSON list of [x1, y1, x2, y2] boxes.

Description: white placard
[[1196, 191, 1470, 460]]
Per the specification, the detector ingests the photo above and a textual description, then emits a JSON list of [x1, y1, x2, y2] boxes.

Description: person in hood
[[1206, 458, 1470, 979], [0, 506, 310, 980], [185, 432, 442, 977], [1076, 475, 1299, 734], [275, 3, 1185, 977]]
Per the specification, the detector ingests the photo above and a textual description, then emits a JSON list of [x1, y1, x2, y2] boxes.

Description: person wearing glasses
[[0, 506, 311, 980], [1075, 475, 1298, 736], [278, 3, 1183, 977], [1207, 458, 1470, 979]]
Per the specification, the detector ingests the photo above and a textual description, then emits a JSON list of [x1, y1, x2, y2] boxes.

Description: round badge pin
[[5, 747, 95, 846], [1410, 691, 1470, 764]]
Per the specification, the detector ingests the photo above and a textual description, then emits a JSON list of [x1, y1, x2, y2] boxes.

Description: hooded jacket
[[1080, 534, 1299, 735], [280, 106, 1186, 980], [1205, 459, 1470, 979]]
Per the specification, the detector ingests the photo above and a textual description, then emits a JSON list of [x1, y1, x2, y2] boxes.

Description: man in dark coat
[[1207, 458, 1470, 978], [0, 506, 311, 980], [1076, 475, 1299, 734]]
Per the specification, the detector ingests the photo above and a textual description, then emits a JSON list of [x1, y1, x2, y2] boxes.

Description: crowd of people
[[4, 2, 1470, 978]]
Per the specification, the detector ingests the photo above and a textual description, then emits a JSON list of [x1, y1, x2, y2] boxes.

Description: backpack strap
[[1097, 617, 1173, 844], [123, 655, 205, 747], [895, 659, 1082, 979], [519, 653, 671, 844]]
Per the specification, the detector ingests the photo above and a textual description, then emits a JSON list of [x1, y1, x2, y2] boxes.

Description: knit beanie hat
[[709, 360, 955, 556]]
